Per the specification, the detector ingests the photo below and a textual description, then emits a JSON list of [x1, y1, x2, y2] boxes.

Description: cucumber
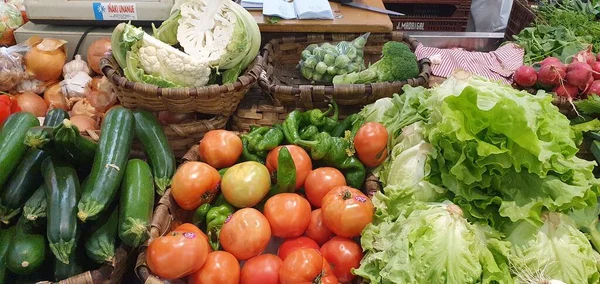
[[22, 185, 47, 223], [85, 207, 118, 263], [0, 112, 40, 188], [6, 217, 46, 275], [0, 148, 48, 223], [54, 119, 98, 166], [0, 226, 16, 283], [133, 110, 175, 195], [78, 107, 134, 222], [42, 156, 81, 265], [118, 159, 154, 247]]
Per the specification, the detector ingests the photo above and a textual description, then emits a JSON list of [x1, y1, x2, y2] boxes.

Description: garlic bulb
[[63, 55, 91, 78], [15, 79, 47, 94], [60, 71, 92, 99]]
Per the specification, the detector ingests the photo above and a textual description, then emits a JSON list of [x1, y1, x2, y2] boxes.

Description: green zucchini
[[23, 108, 69, 149], [53, 246, 84, 281], [6, 217, 46, 275], [133, 110, 175, 195], [0, 148, 48, 223], [0, 112, 40, 188], [78, 107, 134, 222], [118, 159, 154, 247], [43, 109, 69, 127], [85, 207, 119, 263], [0, 226, 16, 283], [54, 119, 98, 166], [42, 156, 81, 265], [22, 185, 47, 223]]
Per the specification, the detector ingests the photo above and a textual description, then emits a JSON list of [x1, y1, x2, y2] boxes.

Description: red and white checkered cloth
[[415, 43, 525, 84]]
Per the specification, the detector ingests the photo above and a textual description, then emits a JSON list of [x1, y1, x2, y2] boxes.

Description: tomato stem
[[342, 190, 352, 200]]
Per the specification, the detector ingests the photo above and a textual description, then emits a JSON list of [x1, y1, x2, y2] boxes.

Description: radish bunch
[[513, 47, 600, 102]]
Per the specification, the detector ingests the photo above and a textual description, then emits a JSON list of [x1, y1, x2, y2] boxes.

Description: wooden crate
[[384, 0, 471, 32]]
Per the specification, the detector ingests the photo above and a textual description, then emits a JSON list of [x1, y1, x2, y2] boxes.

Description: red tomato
[[320, 237, 363, 282], [146, 225, 210, 279], [266, 145, 312, 190], [188, 251, 240, 284], [175, 223, 212, 255], [0, 95, 20, 126], [321, 186, 374, 238], [220, 208, 271, 260], [221, 161, 271, 208], [171, 162, 221, 210], [240, 254, 282, 284], [305, 209, 334, 246], [277, 236, 320, 261], [354, 122, 389, 167], [198, 130, 243, 169], [304, 167, 347, 207], [279, 248, 338, 284], [264, 193, 311, 238]]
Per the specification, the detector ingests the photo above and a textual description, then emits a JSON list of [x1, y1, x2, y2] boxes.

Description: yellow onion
[[69, 115, 99, 131], [24, 38, 67, 82], [43, 82, 69, 111]]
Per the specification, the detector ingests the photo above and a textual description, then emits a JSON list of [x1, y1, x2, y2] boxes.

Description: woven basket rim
[[100, 52, 264, 97], [257, 31, 432, 96]]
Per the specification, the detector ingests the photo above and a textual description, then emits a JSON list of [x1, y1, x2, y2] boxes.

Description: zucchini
[[54, 119, 98, 166], [43, 109, 69, 127], [78, 107, 134, 222], [22, 185, 47, 223], [6, 217, 46, 275], [118, 159, 154, 247], [85, 207, 119, 263], [53, 246, 84, 281], [42, 156, 81, 265], [0, 112, 40, 188], [133, 110, 175, 195], [0, 226, 16, 283], [23, 108, 69, 149]]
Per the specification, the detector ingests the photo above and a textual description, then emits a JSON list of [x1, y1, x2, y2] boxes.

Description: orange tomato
[[266, 145, 312, 190], [321, 186, 374, 238], [277, 236, 320, 261], [304, 209, 334, 246], [220, 208, 271, 260], [198, 130, 243, 169], [320, 237, 363, 282], [240, 254, 282, 284], [304, 167, 347, 207], [264, 193, 312, 238], [175, 223, 212, 255], [146, 224, 210, 279], [171, 162, 221, 210], [354, 122, 388, 167], [188, 251, 240, 284], [279, 248, 338, 284]]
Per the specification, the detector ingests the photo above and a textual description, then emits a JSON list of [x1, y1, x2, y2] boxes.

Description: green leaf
[[575, 95, 600, 115]]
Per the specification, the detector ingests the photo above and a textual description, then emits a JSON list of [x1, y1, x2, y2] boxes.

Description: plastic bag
[[0, 42, 28, 91], [0, 2, 24, 46], [299, 33, 370, 83]]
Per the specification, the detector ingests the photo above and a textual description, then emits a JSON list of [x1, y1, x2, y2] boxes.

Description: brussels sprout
[[337, 41, 351, 54], [301, 50, 313, 61], [312, 73, 324, 82], [315, 62, 328, 75], [301, 66, 314, 80], [304, 56, 318, 69], [347, 63, 360, 73], [335, 55, 351, 68], [305, 44, 319, 52], [327, 66, 338, 75], [312, 47, 327, 61], [323, 74, 334, 83], [353, 35, 368, 49], [321, 42, 335, 49], [346, 46, 358, 60], [323, 53, 336, 66]]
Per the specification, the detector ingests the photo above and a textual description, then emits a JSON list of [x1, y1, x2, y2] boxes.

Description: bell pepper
[[0, 95, 20, 126], [255, 124, 284, 152], [192, 203, 212, 227], [206, 200, 234, 251], [296, 132, 366, 188]]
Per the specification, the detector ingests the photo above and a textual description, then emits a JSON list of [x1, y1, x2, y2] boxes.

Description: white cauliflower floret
[[138, 34, 212, 88]]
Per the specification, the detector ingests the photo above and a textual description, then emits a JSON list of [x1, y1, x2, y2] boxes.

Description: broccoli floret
[[332, 41, 419, 85]]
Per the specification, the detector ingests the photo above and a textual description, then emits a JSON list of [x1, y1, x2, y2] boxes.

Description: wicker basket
[[136, 146, 381, 283], [231, 86, 362, 132], [258, 32, 432, 109], [99, 54, 264, 116]]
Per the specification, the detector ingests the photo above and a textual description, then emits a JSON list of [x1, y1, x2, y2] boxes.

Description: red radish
[[553, 84, 579, 98], [566, 65, 592, 88], [581, 76, 595, 92], [540, 57, 562, 67], [513, 66, 538, 87], [572, 46, 596, 65], [591, 62, 600, 80], [567, 61, 592, 72], [538, 64, 566, 86], [585, 80, 600, 97]]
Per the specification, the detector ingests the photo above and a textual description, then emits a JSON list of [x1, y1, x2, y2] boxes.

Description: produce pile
[[0, 106, 174, 282], [111, 0, 260, 87]]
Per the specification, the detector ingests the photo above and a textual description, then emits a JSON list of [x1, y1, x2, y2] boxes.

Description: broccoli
[[332, 41, 419, 85]]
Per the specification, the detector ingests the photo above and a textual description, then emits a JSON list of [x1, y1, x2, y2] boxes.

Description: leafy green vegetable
[[512, 25, 591, 64], [574, 95, 600, 115], [569, 203, 600, 252]]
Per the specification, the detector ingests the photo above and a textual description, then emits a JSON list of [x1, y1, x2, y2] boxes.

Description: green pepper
[[206, 202, 234, 251], [296, 132, 366, 188], [246, 126, 270, 152], [192, 203, 212, 227], [299, 125, 319, 140], [255, 125, 284, 152], [282, 110, 307, 143], [318, 101, 339, 134], [218, 167, 229, 177], [241, 136, 265, 164], [332, 114, 358, 137], [270, 146, 297, 196]]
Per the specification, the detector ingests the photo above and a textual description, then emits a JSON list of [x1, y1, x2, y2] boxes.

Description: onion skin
[[71, 98, 100, 120], [15, 91, 48, 117], [24, 38, 67, 82], [69, 115, 99, 131], [87, 38, 112, 74], [44, 83, 69, 111]]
